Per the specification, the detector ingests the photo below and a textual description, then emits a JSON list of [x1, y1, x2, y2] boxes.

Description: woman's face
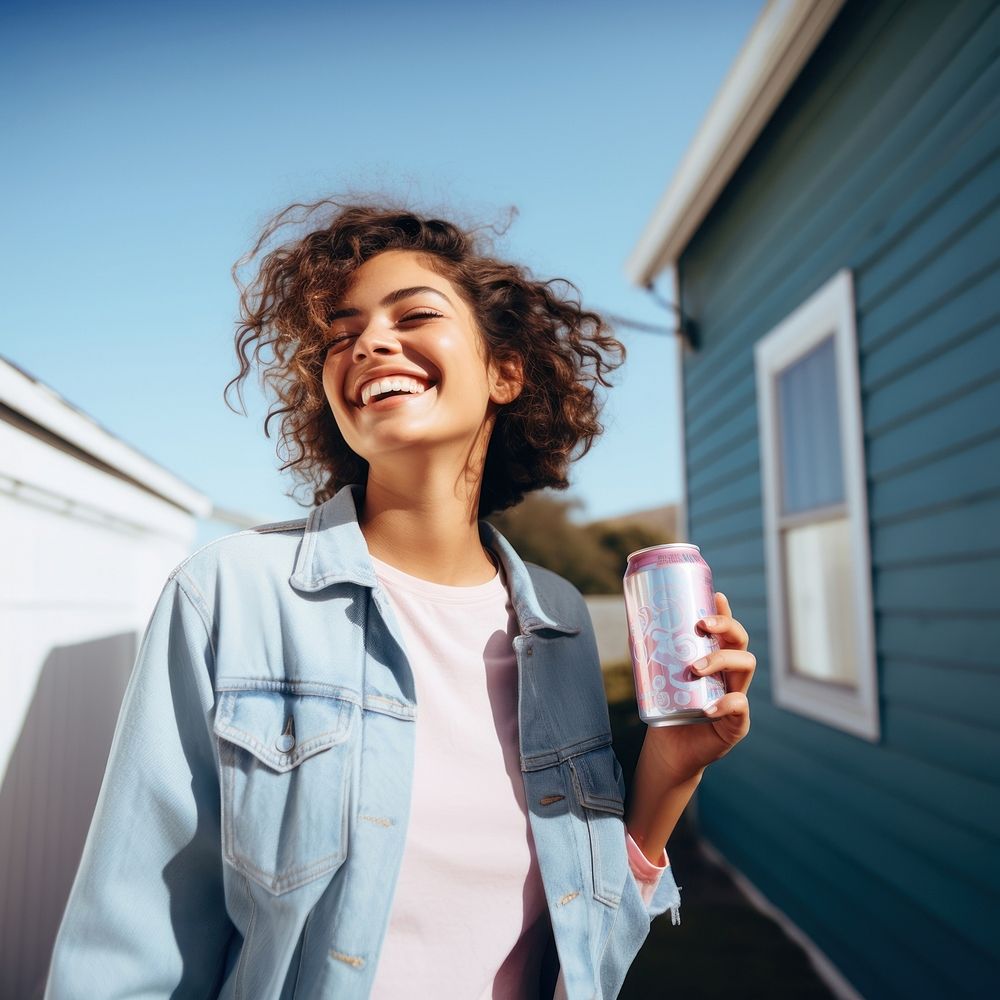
[[321, 249, 519, 469]]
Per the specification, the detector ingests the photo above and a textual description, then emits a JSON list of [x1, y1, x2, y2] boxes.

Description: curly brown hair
[[225, 196, 625, 517]]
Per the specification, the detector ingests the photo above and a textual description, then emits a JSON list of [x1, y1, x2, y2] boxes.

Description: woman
[[46, 201, 754, 999]]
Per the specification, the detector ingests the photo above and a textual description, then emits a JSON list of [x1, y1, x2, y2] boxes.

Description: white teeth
[[360, 376, 428, 406]]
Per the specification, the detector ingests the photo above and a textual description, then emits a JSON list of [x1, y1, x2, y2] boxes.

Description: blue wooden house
[[626, 0, 999, 996]]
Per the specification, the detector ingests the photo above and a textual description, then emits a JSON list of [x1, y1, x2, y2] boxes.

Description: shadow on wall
[[0, 632, 137, 1000]]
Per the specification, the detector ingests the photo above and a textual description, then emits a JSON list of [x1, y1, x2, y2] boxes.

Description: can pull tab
[[275, 715, 295, 754]]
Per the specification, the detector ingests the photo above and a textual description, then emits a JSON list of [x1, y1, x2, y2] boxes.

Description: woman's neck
[[358, 470, 497, 586]]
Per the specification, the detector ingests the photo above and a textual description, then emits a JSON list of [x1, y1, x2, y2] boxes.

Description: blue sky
[[1, 0, 765, 547]]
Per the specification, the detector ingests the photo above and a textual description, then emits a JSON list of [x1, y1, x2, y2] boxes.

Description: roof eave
[[0, 355, 213, 517], [625, 0, 847, 287]]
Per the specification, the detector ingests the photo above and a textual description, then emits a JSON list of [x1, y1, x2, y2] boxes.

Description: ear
[[489, 356, 524, 406]]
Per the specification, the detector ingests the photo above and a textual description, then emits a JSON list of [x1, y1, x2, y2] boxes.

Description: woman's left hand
[[642, 592, 755, 784]]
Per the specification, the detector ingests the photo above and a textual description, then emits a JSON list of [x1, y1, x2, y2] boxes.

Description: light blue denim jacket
[[46, 484, 681, 999]]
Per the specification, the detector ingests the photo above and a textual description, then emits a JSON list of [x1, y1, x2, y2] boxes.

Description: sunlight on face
[[321, 250, 513, 471]]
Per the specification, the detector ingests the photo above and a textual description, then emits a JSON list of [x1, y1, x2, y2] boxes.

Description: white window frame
[[754, 269, 879, 742]]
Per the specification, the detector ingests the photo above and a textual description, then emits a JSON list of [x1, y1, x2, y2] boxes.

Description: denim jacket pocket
[[214, 685, 356, 894], [568, 744, 629, 907]]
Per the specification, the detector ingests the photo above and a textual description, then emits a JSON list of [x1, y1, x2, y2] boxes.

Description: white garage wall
[[0, 407, 205, 999]]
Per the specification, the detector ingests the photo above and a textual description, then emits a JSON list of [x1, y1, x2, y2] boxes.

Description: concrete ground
[[609, 697, 837, 999]]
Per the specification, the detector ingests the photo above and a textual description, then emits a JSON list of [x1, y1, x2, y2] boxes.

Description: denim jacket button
[[276, 715, 295, 753]]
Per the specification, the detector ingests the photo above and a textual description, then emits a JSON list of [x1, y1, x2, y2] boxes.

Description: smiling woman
[[45, 196, 756, 1000], [223, 200, 625, 519]]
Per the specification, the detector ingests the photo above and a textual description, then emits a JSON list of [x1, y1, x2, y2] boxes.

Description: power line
[[602, 312, 681, 336]]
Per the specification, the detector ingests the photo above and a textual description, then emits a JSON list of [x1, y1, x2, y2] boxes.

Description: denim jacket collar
[[288, 484, 379, 592], [289, 483, 579, 636]]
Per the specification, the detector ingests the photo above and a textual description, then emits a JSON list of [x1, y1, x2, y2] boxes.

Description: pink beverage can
[[623, 544, 726, 726]]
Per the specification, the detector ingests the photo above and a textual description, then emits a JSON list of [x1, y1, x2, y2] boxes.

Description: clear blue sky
[[1, 0, 765, 548]]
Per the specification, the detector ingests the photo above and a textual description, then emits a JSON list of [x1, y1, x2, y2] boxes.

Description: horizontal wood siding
[[677, 0, 1000, 995]]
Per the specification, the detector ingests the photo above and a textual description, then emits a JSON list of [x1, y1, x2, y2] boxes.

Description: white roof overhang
[[625, 0, 847, 287], [0, 355, 212, 517]]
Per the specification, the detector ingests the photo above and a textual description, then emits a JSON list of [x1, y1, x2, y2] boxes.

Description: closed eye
[[324, 310, 442, 351], [400, 310, 442, 322], [325, 333, 357, 352]]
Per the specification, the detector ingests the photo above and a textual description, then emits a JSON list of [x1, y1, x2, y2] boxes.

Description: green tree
[[488, 493, 621, 594], [585, 522, 665, 581], [489, 495, 675, 593]]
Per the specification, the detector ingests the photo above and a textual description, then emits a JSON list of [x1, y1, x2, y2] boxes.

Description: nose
[[351, 320, 401, 363]]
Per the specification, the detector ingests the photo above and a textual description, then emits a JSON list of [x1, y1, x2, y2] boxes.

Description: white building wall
[[0, 414, 203, 999], [583, 594, 630, 668]]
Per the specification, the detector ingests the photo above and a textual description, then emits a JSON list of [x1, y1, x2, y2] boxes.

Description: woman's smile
[[360, 382, 438, 413], [358, 374, 433, 408]]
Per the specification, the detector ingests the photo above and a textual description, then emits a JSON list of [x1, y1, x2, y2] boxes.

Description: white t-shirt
[[367, 554, 666, 999]]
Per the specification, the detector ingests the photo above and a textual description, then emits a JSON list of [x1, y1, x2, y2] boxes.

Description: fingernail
[[702, 616, 717, 627], [691, 658, 708, 673], [704, 704, 718, 715]]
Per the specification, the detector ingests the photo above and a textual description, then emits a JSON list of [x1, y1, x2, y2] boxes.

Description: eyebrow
[[326, 286, 455, 322]]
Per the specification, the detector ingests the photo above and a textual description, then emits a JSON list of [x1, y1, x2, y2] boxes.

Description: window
[[754, 269, 879, 741]]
